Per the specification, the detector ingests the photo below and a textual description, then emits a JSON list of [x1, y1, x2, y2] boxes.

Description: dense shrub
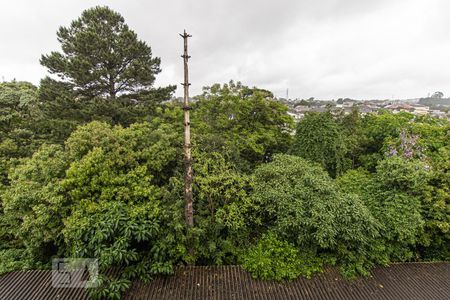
[[0, 249, 35, 275], [249, 154, 379, 278], [1, 144, 69, 263], [290, 112, 347, 177], [0, 120, 185, 298], [241, 233, 324, 280], [192, 81, 294, 172], [337, 157, 430, 263], [190, 151, 253, 264]]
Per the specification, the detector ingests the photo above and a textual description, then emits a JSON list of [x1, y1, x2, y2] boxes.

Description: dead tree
[[180, 30, 194, 228]]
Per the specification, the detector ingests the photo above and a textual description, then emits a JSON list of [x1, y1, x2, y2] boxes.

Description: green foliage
[[192, 81, 294, 172], [372, 157, 427, 257], [336, 108, 365, 169], [290, 112, 347, 177], [0, 249, 35, 275], [39, 77, 176, 133], [1, 144, 69, 262], [88, 276, 132, 300], [65, 121, 181, 181], [191, 151, 253, 264], [359, 111, 414, 170], [336, 168, 373, 196], [1, 119, 184, 299], [250, 154, 379, 278], [61, 121, 184, 295], [40, 6, 162, 99], [0, 81, 39, 134], [338, 157, 430, 262], [38, 6, 175, 145], [0, 70, 448, 300], [336, 111, 450, 263], [418, 148, 450, 259], [241, 233, 324, 281], [0, 81, 43, 184], [63, 200, 178, 277], [252, 154, 375, 247]]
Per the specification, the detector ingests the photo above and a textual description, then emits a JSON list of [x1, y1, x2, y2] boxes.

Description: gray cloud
[[0, 0, 448, 99]]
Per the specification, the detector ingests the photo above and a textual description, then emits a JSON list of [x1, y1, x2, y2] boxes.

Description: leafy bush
[[88, 275, 132, 300], [371, 157, 428, 260], [192, 81, 294, 171], [241, 233, 323, 281], [252, 154, 378, 247], [1, 144, 69, 262], [250, 154, 380, 278], [61, 121, 184, 297], [290, 112, 347, 177], [1, 120, 185, 299], [63, 200, 182, 298], [0, 249, 35, 275], [190, 151, 254, 264], [337, 156, 430, 263]]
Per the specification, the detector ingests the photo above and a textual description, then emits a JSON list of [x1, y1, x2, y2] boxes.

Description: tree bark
[[181, 30, 194, 229]]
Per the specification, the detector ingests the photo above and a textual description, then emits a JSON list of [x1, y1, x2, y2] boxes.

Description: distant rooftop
[[0, 263, 449, 300]]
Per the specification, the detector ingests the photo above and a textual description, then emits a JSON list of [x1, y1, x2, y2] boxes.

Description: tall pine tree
[[41, 6, 165, 99], [39, 6, 175, 135]]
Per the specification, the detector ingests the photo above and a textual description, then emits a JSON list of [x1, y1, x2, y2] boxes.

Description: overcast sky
[[0, 0, 449, 99]]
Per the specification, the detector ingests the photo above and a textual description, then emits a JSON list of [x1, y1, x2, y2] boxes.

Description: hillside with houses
[[279, 96, 450, 121]]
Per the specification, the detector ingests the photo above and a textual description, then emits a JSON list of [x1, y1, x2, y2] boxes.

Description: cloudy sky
[[0, 0, 449, 99]]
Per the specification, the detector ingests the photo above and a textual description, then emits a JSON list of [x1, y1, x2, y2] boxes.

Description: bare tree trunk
[[180, 30, 194, 229], [109, 76, 116, 99]]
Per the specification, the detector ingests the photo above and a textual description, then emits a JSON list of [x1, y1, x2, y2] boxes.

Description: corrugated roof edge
[[0, 262, 449, 300]]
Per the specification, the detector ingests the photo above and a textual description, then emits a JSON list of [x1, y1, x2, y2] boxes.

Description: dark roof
[[1, 263, 449, 300]]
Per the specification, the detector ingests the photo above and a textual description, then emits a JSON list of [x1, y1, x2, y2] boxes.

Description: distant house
[[384, 103, 414, 114], [310, 106, 328, 113], [411, 105, 430, 115], [358, 104, 375, 115], [430, 110, 446, 119], [288, 111, 303, 120], [341, 99, 357, 108], [294, 105, 310, 113]]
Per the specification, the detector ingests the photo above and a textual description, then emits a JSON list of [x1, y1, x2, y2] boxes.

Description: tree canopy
[[38, 6, 176, 145], [290, 111, 346, 177], [40, 6, 162, 100], [192, 81, 294, 171]]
